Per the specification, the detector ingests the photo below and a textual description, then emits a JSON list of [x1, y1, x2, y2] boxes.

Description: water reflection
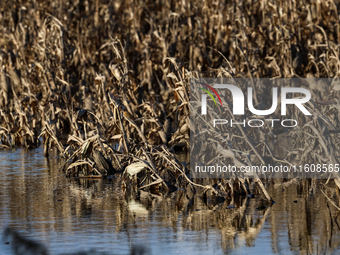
[[0, 148, 340, 254]]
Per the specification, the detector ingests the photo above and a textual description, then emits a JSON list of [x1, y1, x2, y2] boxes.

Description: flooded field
[[2, 1, 340, 254], [0, 148, 340, 255]]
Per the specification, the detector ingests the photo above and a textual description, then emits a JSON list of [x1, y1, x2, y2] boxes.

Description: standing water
[[0, 148, 340, 254]]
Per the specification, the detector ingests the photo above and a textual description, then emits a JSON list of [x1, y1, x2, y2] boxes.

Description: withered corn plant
[[1, 0, 340, 204]]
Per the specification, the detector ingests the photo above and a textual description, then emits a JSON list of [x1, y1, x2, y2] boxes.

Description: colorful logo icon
[[197, 82, 222, 106]]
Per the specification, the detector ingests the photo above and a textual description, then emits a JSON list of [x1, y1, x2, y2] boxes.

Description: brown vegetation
[[1, 0, 340, 205]]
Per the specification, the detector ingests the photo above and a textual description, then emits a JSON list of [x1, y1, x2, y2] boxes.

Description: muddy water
[[0, 148, 340, 255]]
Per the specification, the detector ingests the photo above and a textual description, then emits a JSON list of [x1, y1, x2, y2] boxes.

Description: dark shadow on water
[[3, 227, 150, 255]]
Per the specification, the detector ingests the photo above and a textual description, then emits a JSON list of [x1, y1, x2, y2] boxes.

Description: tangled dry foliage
[[1, 0, 340, 203]]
